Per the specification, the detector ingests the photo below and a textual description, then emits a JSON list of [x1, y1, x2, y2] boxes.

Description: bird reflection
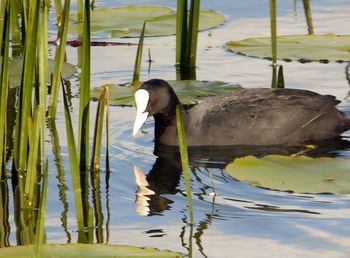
[[134, 139, 350, 216], [134, 156, 182, 216]]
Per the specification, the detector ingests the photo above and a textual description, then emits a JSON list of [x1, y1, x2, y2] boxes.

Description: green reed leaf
[[62, 80, 85, 232], [24, 106, 41, 209], [38, 0, 49, 160], [91, 87, 108, 171], [105, 86, 110, 172], [187, 0, 200, 68], [14, 0, 39, 174], [79, 0, 91, 172], [48, 0, 70, 119], [132, 22, 145, 83], [176, 0, 187, 66], [269, 0, 277, 66], [0, 1, 10, 179], [176, 105, 194, 225]]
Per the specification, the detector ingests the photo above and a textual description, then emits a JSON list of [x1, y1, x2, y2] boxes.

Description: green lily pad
[[91, 80, 241, 106], [0, 244, 182, 257], [225, 155, 350, 195], [70, 6, 225, 38], [225, 34, 350, 63], [2, 57, 76, 87]]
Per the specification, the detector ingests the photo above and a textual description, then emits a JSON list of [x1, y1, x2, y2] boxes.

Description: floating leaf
[[225, 155, 350, 195], [1, 57, 76, 87], [91, 80, 241, 106], [0, 244, 182, 257], [70, 6, 225, 38], [225, 34, 350, 63]]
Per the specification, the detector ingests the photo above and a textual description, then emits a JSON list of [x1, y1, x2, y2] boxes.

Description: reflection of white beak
[[133, 165, 155, 216], [133, 89, 149, 136]]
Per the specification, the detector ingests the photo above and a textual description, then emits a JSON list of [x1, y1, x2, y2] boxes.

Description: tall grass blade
[[187, 0, 200, 68], [105, 86, 110, 172], [24, 106, 41, 209], [78, 0, 92, 234], [176, 105, 194, 225], [269, 0, 277, 67], [91, 87, 108, 171], [77, 0, 84, 22], [0, 0, 7, 49], [61, 79, 85, 236], [21, 0, 28, 32], [271, 65, 277, 88], [0, 1, 10, 179], [302, 0, 314, 35], [176, 0, 187, 66], [277, 65, 285, 88], [13, 0, 39, 174], [79, 0, 91, 171], [38, 0, 49, 161], [88, 206, 94, 243], [33, 161, 49, 258], [54, 0, 63, 25], [132, 22, 146, 83], [48, 0, 70, 118], [9, 0, 21, 56]]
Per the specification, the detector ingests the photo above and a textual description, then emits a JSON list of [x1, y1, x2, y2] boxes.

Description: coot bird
[[133, 79, 350, 146]]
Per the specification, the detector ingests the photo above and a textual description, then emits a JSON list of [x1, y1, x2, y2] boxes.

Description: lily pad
[[1, 57, 76, 87], [91, 80, 241, 106], [70, 6, 225, 38], [0, 243, 182, 257], [225, 155, 350, 195], [225, 34, 350, 63]]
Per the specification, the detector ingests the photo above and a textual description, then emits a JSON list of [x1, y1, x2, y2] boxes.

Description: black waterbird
[[133, 79, 350, 147]]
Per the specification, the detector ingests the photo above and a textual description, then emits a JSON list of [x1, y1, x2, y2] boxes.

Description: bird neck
[[154, 110, 177, 143], [154, 98, 181, 145]]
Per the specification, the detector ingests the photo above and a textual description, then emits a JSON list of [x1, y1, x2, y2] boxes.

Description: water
[[6, 0, 350, 257]]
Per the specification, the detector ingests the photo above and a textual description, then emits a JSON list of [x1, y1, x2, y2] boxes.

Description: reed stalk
[[0, 1, 10, 179], [48, 0, 70, 119], [176, 105, 194, 225], [187, 0, 200, 68], [176, 0, 187, 66], [24, 106, 41, 208], [277, 65, 285, 88], [132, 22, 146, 83], [13, 0, 39, 174], [302, 0, 314, 35], [62, 80, 85, 236], [54, 0, 63, 25], [0, 0, 6, 46], [91, 87, 108, 171], [269, 0, 277, 67], [38, 0, 49, 160], [79, 0, 91, 171], [105, 87, 110, 172]]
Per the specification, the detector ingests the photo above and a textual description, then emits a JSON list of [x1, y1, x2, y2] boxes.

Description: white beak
[[133, 89, 150, 136]]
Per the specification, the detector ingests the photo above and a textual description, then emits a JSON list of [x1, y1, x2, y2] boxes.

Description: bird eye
[[150, 97, 156, 105]]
